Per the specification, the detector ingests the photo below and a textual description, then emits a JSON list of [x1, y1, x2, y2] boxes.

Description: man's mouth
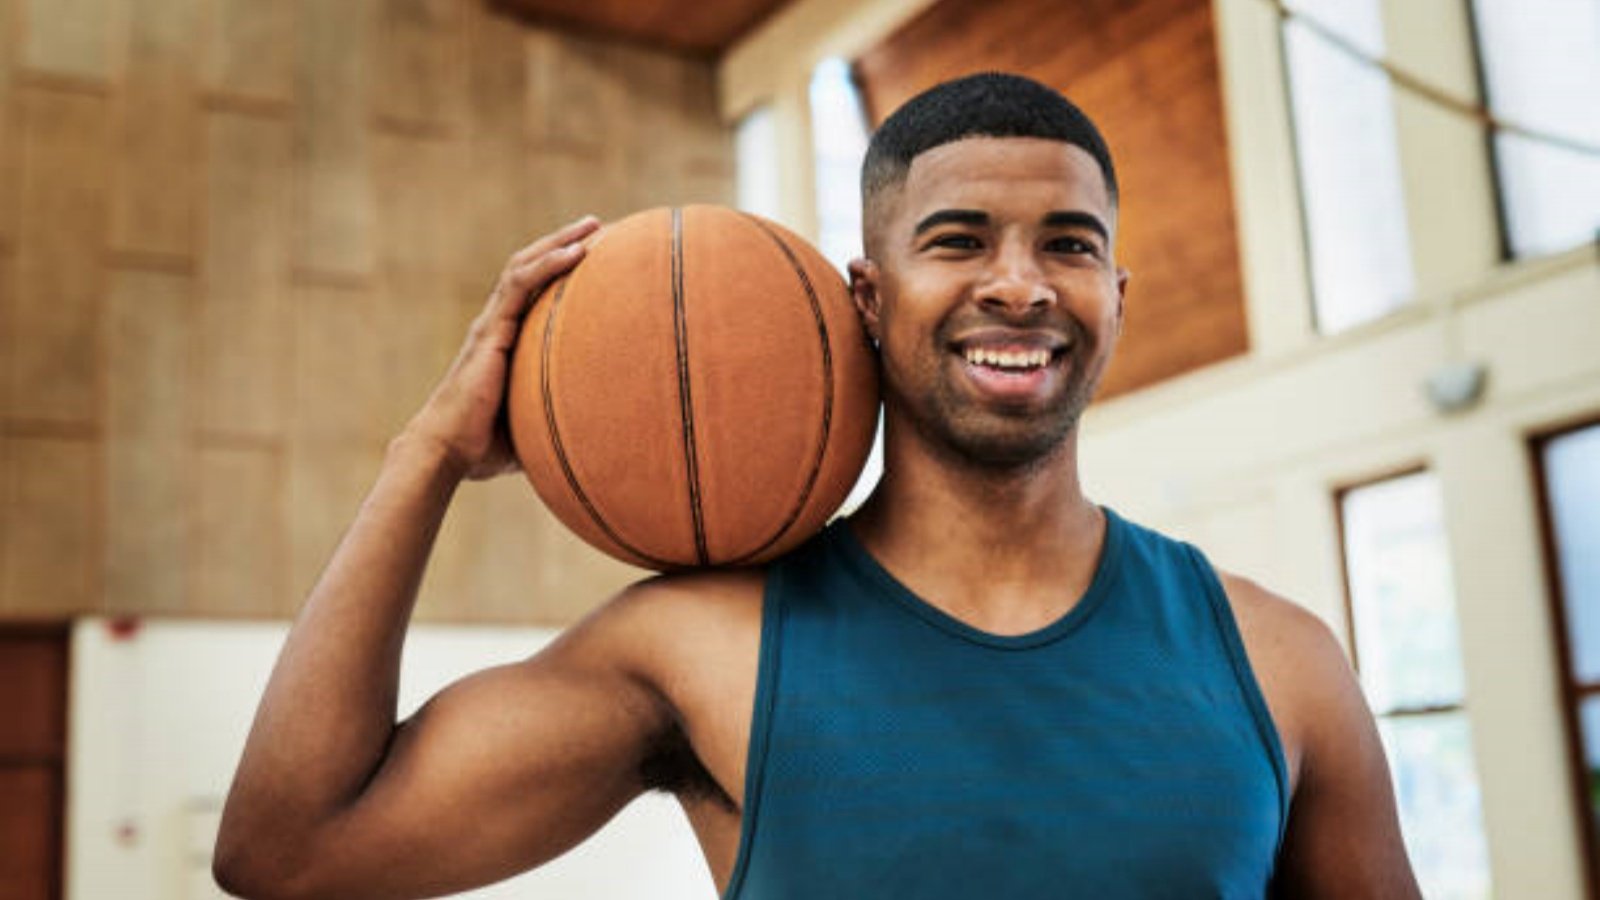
[[960, 345, 1056, 372]]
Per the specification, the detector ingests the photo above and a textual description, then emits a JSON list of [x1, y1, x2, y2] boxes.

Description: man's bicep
[[303, 620, 671, 897], [1271, 619, 1421, 899]]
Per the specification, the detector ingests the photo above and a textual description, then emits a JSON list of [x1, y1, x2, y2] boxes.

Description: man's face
[[852, 136, 1128, 470]]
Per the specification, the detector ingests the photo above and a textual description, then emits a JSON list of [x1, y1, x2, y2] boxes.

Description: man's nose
[[977, 246, 1055, 314]]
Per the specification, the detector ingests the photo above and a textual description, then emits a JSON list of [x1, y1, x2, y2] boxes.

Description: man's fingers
[[488, 242, 586, 324], [509, 215, 600, 270]]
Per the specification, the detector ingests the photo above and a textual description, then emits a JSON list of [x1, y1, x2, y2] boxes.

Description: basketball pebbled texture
[[506, 205, 880, 570]]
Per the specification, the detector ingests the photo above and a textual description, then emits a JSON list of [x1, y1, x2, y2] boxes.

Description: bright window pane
[[809, 57, 869, 277], [1473, 0, 1600, 257], [1282, 0, 1415, 333], [1580, 697, 1600, 826], [1379, 712, 1493, 900], [1545, 423, 1600, 683], [1341, 472, 1467, 712], [736, 105, 782, 221]]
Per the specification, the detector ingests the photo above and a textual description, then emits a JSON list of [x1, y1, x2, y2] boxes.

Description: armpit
[[638, 721, 738, 813]]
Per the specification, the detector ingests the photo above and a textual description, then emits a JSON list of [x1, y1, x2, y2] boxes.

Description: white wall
[[66, 617, 716, 900]]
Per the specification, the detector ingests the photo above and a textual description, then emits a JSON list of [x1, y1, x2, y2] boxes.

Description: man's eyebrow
[[912, 209, 989, 235], [1042, 211, 1109, 242]]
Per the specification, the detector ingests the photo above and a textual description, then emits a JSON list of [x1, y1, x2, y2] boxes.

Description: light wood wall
[[0, 0, 733, 624]]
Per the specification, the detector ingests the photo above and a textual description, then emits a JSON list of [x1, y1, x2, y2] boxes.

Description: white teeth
[[963, 348, 1052, 370]]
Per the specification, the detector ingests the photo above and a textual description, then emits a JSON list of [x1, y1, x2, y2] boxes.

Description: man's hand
[[403, 215, 600, 481]]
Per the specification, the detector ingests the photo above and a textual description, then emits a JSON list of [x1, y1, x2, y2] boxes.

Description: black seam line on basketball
[[541, 273, 676, 570], [728, 214, 834, 566], [672, 207, 711, 566]]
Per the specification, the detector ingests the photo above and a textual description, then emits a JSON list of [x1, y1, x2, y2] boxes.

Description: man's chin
[[929, 411, 1081, 472]]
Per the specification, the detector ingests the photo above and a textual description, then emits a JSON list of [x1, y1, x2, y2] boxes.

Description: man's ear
[[848, 257, 883, 345], [1114, 266, 1130, 335]]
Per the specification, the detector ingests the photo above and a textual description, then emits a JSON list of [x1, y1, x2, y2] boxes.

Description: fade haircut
[[860, 72, 1118, 252]]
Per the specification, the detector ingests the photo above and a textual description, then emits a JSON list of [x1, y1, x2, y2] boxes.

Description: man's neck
[[847, 425, 1107, 635]]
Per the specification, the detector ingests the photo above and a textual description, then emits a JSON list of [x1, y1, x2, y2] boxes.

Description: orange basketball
[[506, 205, 879, 570]]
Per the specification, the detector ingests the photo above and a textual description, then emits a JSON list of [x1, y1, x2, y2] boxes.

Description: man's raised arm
[[213, 216, 673, 899]]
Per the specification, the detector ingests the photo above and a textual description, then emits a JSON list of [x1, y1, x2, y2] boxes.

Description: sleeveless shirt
[[721, 506, 1289, 899]]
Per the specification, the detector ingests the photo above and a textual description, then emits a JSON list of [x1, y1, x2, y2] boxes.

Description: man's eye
[[1046, 237, 1096, 255], [930, 234, 981, 251]]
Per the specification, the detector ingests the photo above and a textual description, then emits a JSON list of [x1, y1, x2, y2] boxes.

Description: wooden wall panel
[[200, 111, 293, 439], [111, 0, 200, 259], [1, 0, 728, 622], [855, 0, 1249, 399], [293, 283, 387, 446], [296, 0, 375, 279], [9, 88, 110, 425], [285, 443, 381, 602], [0, 767, 60, 899], [463, 1, 534, 280], [376, 0, 466, 134], [191, 444, 284, 617], [202, 0, 294, 104], [0, 256, 11, 431], [0, 0, 17, 246], [1, 437, 98, 616], [105, 270, 192, 614], [0, 634, 67, 755], [21, 0, 120, 80]]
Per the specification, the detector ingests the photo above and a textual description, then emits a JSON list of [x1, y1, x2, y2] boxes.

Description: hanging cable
[[1260, 0, 1600, 159]]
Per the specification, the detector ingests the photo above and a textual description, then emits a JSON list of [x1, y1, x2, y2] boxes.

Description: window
[[735, 105, 782, 222], [808, 57, 870, 277], [1281, 0, 1415, 334], [1339, 470, 1492, 899], [809, 57, 881, 511], [1535, 420, 1600, 879], [1472, 0, 1600, 258]]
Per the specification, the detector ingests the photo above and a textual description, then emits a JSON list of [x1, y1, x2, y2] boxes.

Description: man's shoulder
[[1211, 569, 1347, 671], [1208, 568, 1360, 796], [572, 566, 766, 683]]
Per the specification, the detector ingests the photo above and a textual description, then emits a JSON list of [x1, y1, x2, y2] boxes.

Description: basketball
[[506, 205, 880, 570]]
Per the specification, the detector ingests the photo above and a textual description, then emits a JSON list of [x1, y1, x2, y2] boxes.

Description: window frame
[[1466, 0, 1600, 261], [1331, 462, 1494, 896], [1275, 1, 1417, 337], [1530, 412, 1600, 900]]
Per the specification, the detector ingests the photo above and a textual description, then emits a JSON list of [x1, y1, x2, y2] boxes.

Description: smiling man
[[216, 73, 1422, 899]]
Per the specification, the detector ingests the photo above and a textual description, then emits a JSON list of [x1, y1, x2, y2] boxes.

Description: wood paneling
[[10, 87, 110, 425], [200, 111, 293, 439], [296, 0, 376, 279], [1, 436, 98, 616], [0, 628, 67, 900], [111, 0, 200, 259], [1, 0, 727, 622], [285, 443, 382, 602], [191, 443, 284, 617], [105, 270, 193, 614], [21, 0, 119, 80], [0, 634, 66, 756], [463, 0, 535, 279], [855, 0, 1249, 399], [293, 283, 387, 445], [0, 767, 59, 900], [376, 0, 467, 133], [203, 0, 294, 104], [0, 0, 17, 246], [493, 0, 788, 55]]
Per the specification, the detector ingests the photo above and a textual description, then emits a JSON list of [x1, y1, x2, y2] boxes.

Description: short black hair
[[861, 73, 1118, 247]]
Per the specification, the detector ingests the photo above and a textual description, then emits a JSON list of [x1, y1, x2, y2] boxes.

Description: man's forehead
[[897, 136, 1112, 216]]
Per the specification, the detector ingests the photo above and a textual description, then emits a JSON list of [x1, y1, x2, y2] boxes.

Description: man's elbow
[[211, 820, 320, 900]]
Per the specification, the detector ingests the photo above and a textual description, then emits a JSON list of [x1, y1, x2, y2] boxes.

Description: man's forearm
[[217, 432, 464, 867]]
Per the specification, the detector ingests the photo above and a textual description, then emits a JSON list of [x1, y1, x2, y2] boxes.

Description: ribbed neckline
[[828, 506, 1128, 650]]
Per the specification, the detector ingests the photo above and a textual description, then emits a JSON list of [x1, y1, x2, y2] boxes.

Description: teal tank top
[[722, 506, 1289, 899]]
